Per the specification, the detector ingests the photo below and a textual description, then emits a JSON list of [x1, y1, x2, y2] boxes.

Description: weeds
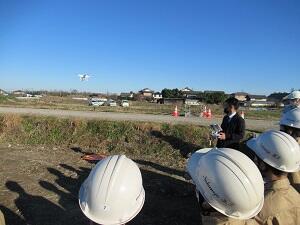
[[0, 114, 257, 170]]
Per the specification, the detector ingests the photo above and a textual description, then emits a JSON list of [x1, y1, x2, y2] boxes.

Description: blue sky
[[0, 0, 299, 94]]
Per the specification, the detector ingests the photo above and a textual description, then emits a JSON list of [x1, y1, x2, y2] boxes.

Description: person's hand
[[218, 132, 226, 140]]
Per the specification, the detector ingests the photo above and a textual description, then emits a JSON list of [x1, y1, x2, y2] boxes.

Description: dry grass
[[0, 114, 211, 170]]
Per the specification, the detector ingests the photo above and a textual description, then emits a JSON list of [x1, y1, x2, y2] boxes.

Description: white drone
[[78, 74, 91, 81]]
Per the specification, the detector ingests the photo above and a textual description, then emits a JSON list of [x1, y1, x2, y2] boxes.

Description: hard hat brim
[[203, 192, 264, 220], [246, 134, 300, 172], [246, 137, 275, 170], [246, 138, 259, 156]]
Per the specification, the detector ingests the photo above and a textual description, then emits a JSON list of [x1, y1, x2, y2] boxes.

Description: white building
[[248, 101, 276, 107], [0, 89, 8, 96], [153, 92, 162, 100], [246, 95, 267, 102]]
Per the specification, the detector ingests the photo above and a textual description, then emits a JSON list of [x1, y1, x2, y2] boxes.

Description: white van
[[107, 99, 117, 106], [121, 100, 129, 107], [88, 98, 107, 106]]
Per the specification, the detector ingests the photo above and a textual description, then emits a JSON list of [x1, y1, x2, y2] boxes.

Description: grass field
[[0, 114, 212, 171], [0, 95, 281, 120]]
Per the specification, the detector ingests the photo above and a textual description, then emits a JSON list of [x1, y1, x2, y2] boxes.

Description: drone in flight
[[78, 74, 91, 81]]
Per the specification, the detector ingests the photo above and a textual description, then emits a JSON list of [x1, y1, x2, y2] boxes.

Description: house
[[139, 88, 154, 97], [180, 87, 193, 95], [247, 101, 276, 107], [0, 89, 8, 96], [181, 87, 193, 92], [186, 91, 202, 98], [246, 95, 267, 102], [153, 92, 162, 100], [120, 92, 134, 99], [230, 92, 248, 101], [180, 87, 203, 99], [185, 98, 201, 106], [12, 90, 26, 96], [204, 90, 225, 94], [158, 98, 185, 105], [267, 92, 289, 103], [183, 94, 202, 105], [185, 91, 203, 99]]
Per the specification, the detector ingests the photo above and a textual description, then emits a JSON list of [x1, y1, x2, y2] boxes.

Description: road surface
[[0, 106, 278, 131]]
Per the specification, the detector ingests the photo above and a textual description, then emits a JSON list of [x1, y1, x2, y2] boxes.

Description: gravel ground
[[0, 107, 278, 132], [0, 144, 201, 225]]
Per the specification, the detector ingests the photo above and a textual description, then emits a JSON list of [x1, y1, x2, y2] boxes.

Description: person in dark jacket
[[216, 97, 245, 150]]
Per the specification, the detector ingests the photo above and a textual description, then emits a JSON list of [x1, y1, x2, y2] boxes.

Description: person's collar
[[266, 177, 290, 191], [228, 112, 236, 119]]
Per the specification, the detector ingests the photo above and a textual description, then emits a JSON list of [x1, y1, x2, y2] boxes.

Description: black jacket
[[216, 113, 245, 150]]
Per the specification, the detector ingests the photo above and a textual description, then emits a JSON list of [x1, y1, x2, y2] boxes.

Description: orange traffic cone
[[240, 111, 245, 119], [207, 108, 212, 119], [202, 106, 207, 118], [172, 105, 179, 117]]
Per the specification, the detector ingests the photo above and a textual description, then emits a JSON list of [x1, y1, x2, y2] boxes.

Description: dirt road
[[0, 145, 200, 225], [0, 106, 278, 131]]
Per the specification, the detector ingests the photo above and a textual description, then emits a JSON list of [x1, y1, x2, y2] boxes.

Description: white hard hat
[[285, 90, 300, 100], [187, 148, 264, 220], [79, 155, 145, 225], [280, 107, 300, 129], [247, 130, 300, 172], [187, 148, 211, 182]]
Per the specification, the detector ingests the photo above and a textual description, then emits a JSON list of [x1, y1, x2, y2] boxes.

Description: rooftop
[[140, 88, 154, 93], [247, 94, 267, 99], [231, 92, 248, 96]]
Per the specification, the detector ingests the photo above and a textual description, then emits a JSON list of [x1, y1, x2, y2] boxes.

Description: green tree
[[203, 92, 227, 104], [162, 88, 183, 98], [162, 88, 173, 98]]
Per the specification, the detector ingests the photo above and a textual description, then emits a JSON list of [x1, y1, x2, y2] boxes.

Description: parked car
[[88, 98, 106, 106], [107, 99, 117, 106], [121, 100, 129, 107]]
